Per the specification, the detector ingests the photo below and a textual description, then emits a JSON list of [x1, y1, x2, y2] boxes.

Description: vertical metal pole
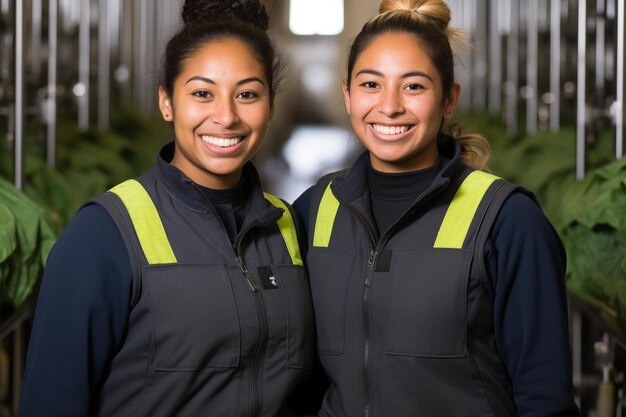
[[617, 0, 624, 158], [31, 0, 43, 81], [145, 0, 156, 111], [15, 0, 24, 190], [576, 0, 587, 180], [98, 0, 110, 129], [489, 1, 502, 114], [527, 0, 539, 133], [506, 0, 519, 136], [78, 0, 90, 130], [473, 0, 488, 110], [119, 0, 132, 106], [47, 0, 58, 168], [550, 0, 561, 131], [460, 0, 474, 110], [596, 0, 606, 102], [134, 0, 149, 110]]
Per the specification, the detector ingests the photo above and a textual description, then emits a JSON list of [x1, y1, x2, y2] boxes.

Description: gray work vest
[[89, 165, 313, 417], [307, 166, 519, 417]]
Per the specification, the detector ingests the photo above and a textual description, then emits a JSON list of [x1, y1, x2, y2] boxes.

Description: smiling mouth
[[371, 124, 412, 135], [200, 135, 243, 147]]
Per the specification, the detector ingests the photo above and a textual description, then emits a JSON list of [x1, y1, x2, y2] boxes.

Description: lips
[[200, 135, 243, 147]]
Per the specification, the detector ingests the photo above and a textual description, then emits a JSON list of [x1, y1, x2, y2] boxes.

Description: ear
[[158, 86, 174, 122], [342, 79, 351, 115], [444, 82, 461, 120]]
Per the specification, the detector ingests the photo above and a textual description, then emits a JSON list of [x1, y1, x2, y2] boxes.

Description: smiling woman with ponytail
[[20, 1, 315, 416], [295, 0, 580, 416]]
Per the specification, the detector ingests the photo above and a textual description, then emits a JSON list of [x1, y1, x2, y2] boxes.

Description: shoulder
[[492, 191, 553, 236], [45, 203, 131, 287], [489, 189, 565, 264]]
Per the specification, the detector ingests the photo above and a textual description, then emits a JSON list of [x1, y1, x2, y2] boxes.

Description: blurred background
[[0, 0, 625, 415]]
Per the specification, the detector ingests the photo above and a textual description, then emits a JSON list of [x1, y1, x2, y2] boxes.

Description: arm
[[19, 204, 132, 417], [486, 192, 580, 417]]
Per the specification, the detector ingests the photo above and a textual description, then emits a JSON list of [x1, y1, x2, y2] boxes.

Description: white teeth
[[372, 124, 410, 135], [200, 135, 242, 147]]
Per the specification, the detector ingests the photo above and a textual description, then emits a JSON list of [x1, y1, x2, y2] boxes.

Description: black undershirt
[[196, 180, 249, 243], [367, 158, 444, 235]]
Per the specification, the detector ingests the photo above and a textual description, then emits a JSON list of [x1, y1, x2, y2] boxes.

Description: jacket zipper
[[234, 217, 280, 417], [343, 180, 447, 417], [347, 202, 377, 417], [235, 253, 267, 417], [191, 183, 276, 417]]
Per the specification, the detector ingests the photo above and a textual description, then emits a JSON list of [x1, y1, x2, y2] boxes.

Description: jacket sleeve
[[19, 204, 132, 417], [486, 192, 580, 417]]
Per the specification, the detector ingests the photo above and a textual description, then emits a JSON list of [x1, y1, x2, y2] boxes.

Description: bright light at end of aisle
[[289, 0, 344, 35]]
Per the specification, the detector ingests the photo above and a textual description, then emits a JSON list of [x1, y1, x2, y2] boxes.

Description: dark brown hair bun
[[182, 0, 269, 31]]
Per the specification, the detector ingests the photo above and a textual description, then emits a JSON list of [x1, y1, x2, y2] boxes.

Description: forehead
[[354, 32, 436, 74], [179, 37, 266, 80]]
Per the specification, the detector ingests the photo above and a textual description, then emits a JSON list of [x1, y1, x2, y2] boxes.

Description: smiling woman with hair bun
[[295, 0, 580, 415], [19, 1, 315, 416]]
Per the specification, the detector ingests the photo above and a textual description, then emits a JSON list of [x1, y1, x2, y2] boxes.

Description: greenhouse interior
[[1, 0, 626, 416]]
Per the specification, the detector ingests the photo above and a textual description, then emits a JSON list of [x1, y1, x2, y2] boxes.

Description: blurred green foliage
[[0, 109, 169, 313]]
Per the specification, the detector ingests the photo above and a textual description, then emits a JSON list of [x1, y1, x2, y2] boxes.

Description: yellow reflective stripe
[[264, 193, 303, 266], [434, 171, 500, 249], [313, 183, 340, 248], [109, 180, 177, 264]]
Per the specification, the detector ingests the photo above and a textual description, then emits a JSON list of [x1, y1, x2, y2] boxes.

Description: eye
[[237, 91, 259, 100], [192, 90, 211, 99], [360, 81, 379, 89], [405, 83, 425, 91]]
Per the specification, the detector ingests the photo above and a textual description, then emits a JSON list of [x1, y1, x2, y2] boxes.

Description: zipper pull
[[237, 256, 258, 292], [364, 250, 376, 287]]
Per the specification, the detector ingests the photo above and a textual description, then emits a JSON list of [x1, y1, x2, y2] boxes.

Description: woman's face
[[343, 32, 459, 173], [159, 37, 272, 189]]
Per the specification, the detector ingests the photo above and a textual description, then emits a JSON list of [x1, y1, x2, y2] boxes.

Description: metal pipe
[[98, 0, 110, 129], [119, 0, 132, 106], [527, 0, 538, 133], [145, 0, 157, 111], [47, 0, 58, 168], [489, 1, 502, 114], [31, 0, 43, 81], [134, 0, 149, 110], [473, 0, 487, 110], [596, 0, 606, 101], [506, 0, 519, 136], [15, 0, 24, 189], [78, 0, 91, 130], [576, 0, 587, 180], [550, 0, 561, 131], [617, 0, 624, 158]]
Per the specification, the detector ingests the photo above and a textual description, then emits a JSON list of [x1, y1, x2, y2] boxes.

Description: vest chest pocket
[[272, 265, 315, 369], [385, 248, 472, 358], [144, 263, 240, 371], [307, 248, 355, 355]]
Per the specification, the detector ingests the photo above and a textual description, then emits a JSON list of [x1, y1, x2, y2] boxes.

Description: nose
[[378, 88, 404, 117], [211, 97, 239, 127]]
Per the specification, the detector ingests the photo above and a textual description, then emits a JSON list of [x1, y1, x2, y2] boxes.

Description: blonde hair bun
[[376, 0, 468, 56]]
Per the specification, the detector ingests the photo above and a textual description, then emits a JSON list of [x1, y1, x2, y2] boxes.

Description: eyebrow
[[354, 69, 433, 82], [185, 76, 266, 86]]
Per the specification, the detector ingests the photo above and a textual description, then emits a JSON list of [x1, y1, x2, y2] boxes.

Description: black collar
[[152, 142, 282, 224]]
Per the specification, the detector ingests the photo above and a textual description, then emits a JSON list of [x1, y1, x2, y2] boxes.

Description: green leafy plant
[[0, 178, 56, 311]]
